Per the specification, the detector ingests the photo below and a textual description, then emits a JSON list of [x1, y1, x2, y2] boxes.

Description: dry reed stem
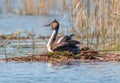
[[1, 0, 120, 51]]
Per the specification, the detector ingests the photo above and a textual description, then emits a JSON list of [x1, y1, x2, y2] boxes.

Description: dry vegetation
[[3, 0, 120, 51], [72, 0, 120, 51], [2, 47, 120, 63], [5, 0, 56, 15]]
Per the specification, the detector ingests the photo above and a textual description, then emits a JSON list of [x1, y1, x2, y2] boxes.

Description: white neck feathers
[[47, 30, 56, 52]]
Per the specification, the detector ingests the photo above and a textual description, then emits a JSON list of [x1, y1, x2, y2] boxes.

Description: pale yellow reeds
[[72, 0, 120, 51], [4, 0, 120, 51]]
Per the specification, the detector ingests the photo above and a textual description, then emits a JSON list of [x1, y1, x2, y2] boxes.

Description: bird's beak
[[44, 21, 53, 27]]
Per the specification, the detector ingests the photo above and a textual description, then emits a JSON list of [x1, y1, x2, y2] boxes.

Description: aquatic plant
[[48, 51, 74, 59], [0, 0, 120, 56]]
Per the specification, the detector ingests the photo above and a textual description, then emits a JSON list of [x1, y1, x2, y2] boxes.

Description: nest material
[[1, 47, 120, 62]]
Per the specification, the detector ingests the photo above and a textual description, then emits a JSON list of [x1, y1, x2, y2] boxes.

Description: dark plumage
[[45, 19, 80, 53]]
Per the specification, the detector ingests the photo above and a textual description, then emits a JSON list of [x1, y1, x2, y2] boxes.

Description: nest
[[1, 47, 120, 63]]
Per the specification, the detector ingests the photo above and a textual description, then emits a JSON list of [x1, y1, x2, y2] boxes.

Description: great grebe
[[45, 19, 80, 53]]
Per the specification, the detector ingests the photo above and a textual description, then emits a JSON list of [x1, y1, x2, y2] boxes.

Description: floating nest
[[1, 47, 120, 63]]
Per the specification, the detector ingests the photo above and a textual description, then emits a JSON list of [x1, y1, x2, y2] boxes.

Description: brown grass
[[72, 0, 120, 51], [1, 48, 120, 63], [2, 0, 120, 51]]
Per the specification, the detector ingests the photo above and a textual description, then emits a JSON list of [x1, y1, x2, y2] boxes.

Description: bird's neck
[[47, 28, 59, 52]]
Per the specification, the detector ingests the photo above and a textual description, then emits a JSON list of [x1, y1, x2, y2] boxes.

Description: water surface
[[0, 15, 120, 83], [0, 15, 72, 57], [0, 62, 120, 83]]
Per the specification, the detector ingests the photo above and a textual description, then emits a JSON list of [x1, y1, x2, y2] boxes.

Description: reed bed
[[72, 0, 120, 51], [1, 31, 120, 63], [0, 0, 120, 51], [1, 48, 120, 63], [4, 0, 56, 15]]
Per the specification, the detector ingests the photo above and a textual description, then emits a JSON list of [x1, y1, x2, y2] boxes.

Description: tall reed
[[2, 0, 120, 51], [72, 0, 120, 51]]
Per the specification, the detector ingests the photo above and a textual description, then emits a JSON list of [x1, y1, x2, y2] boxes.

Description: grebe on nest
[[45, 19, 80, 53]]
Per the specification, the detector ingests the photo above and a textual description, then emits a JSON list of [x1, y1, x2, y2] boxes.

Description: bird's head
[[44, 19, 59, 30]]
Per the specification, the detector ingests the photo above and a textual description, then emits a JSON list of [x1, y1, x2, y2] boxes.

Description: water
[[0, 15, 72, 57], [0, 16, 52, 35], [0, 10, 119, 83], [0, 39, 47, 58], [0, 62, 120, 83], [0, 15, 71, 34]]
